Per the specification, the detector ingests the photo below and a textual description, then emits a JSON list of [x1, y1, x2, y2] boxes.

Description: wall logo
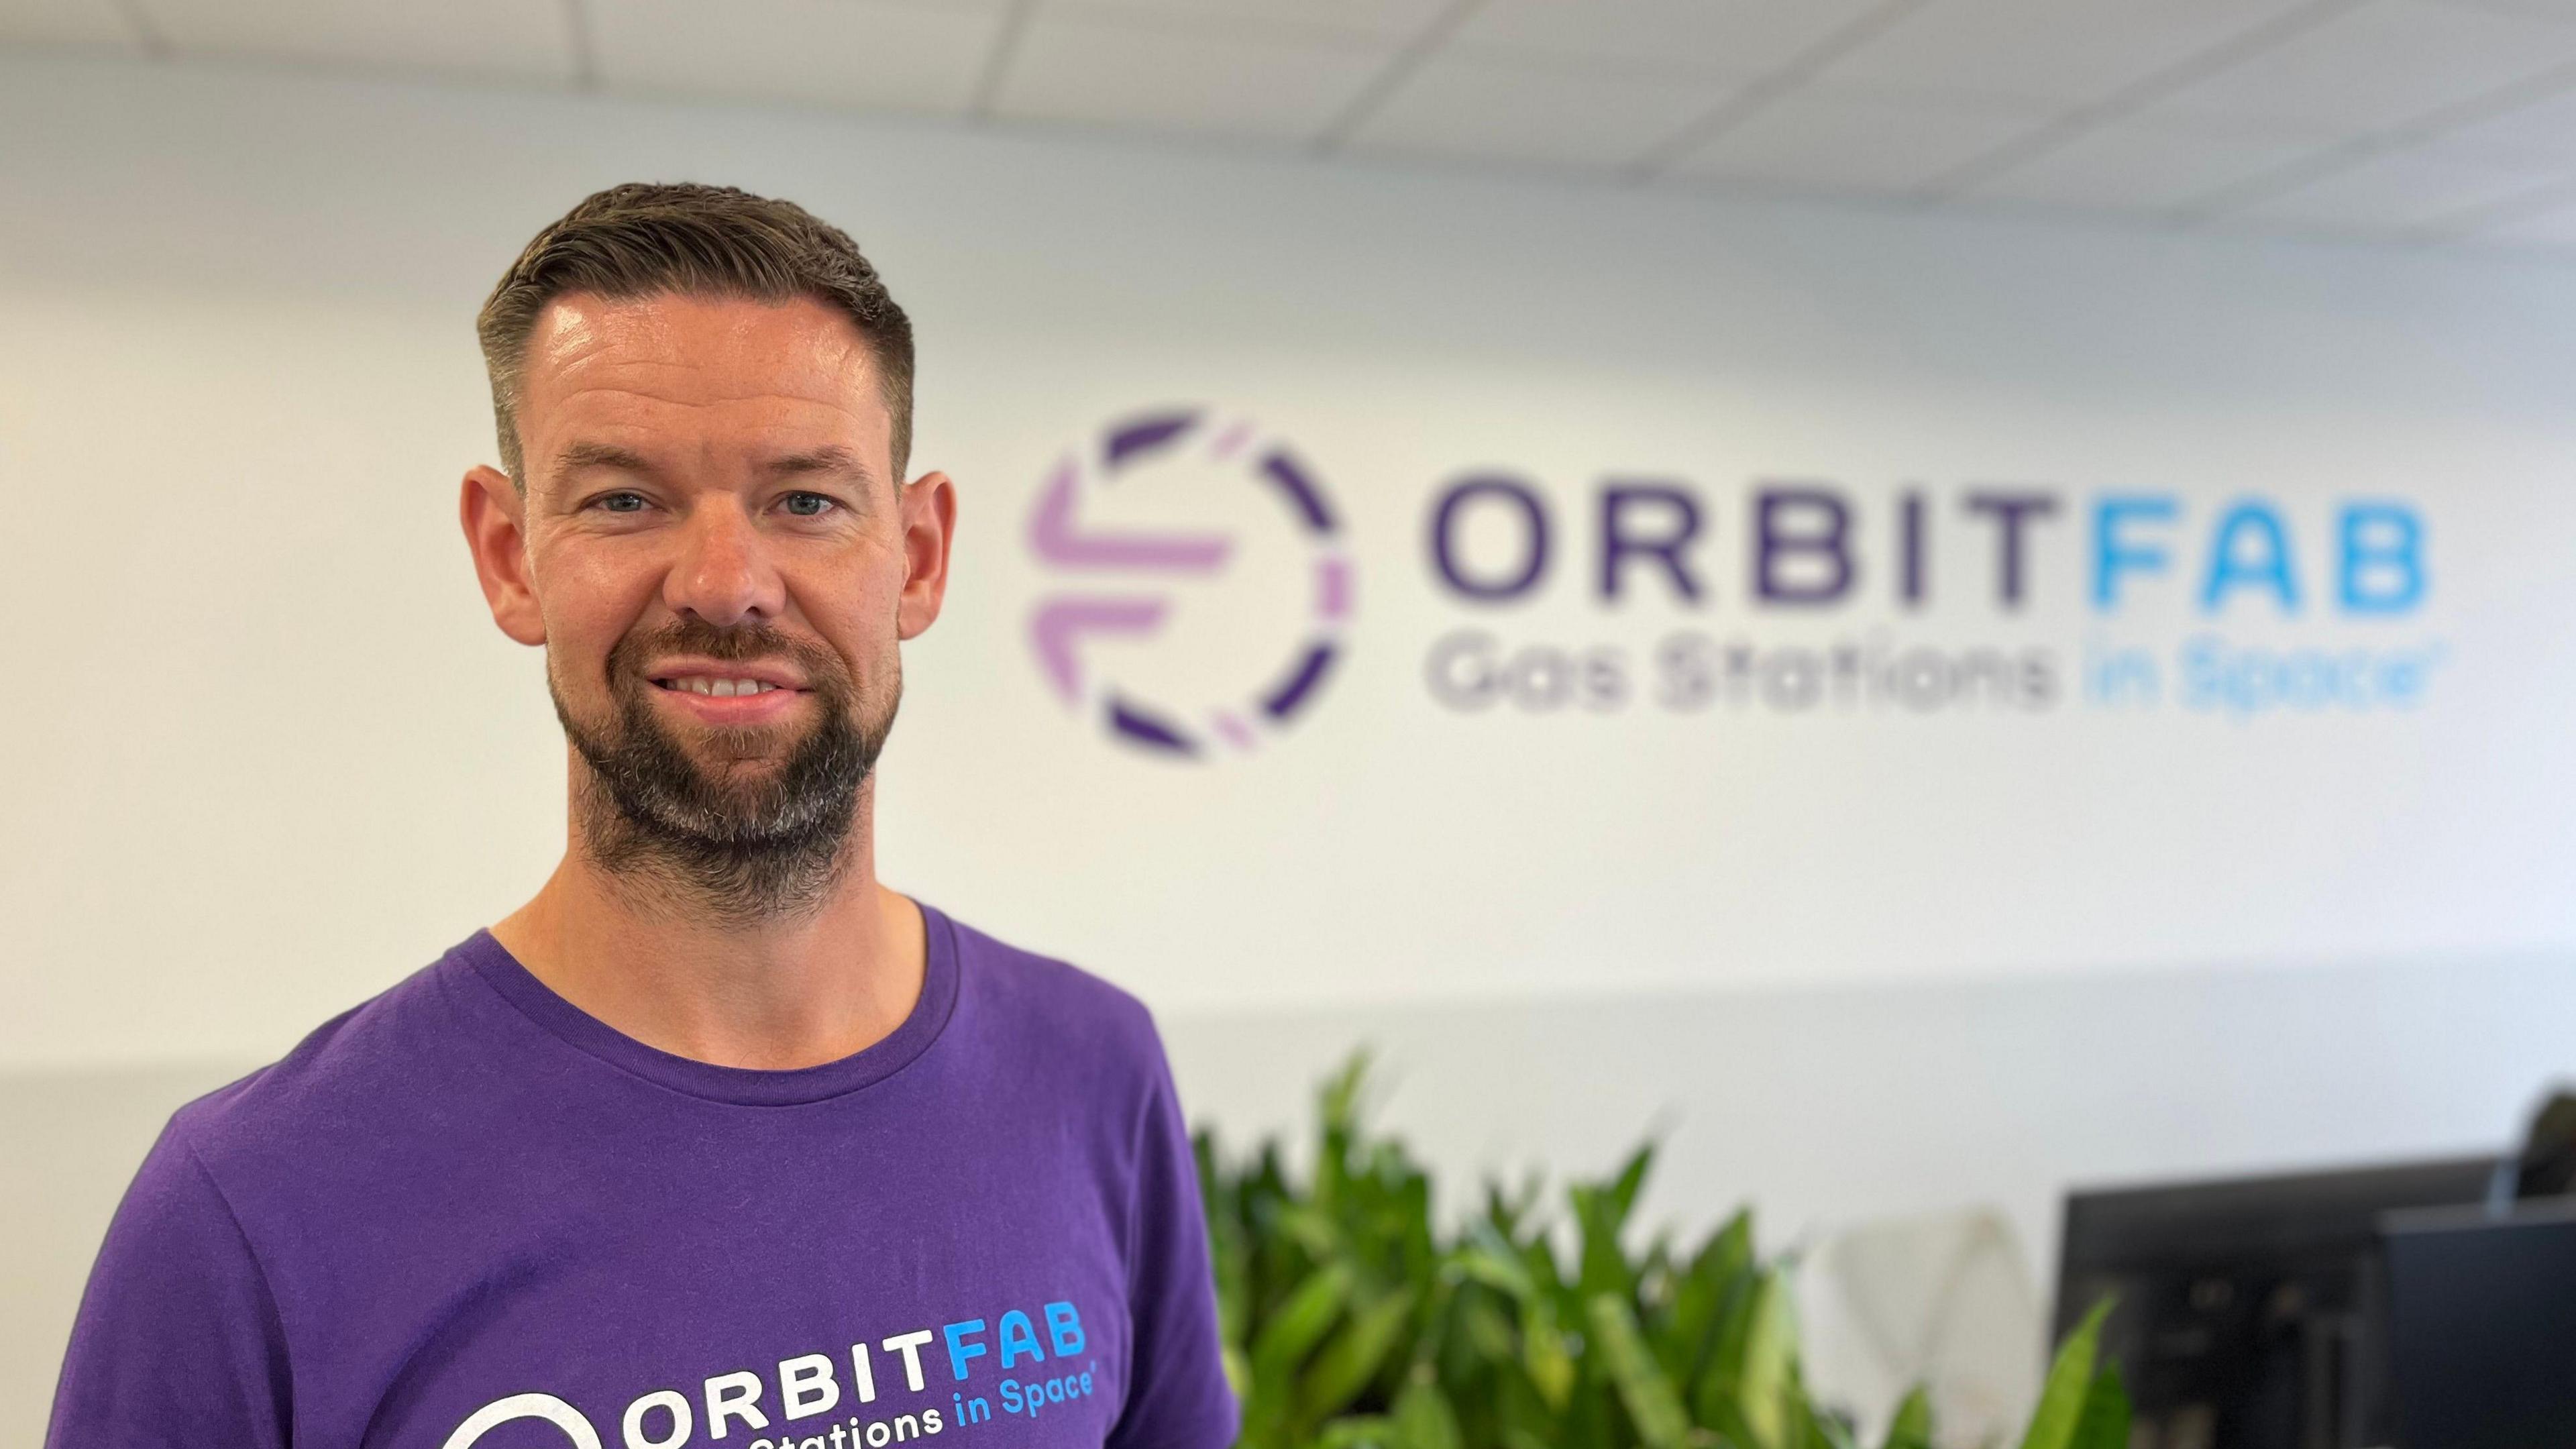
[[1025, 409, 1350, 758]]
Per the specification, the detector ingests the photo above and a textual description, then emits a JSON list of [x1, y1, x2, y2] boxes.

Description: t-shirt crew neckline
[[455, 898, 961, 1108]]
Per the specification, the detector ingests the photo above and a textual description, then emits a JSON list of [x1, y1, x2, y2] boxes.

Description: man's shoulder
[[162, 941, 492, 1181], [937, 907, 1171, 1079]]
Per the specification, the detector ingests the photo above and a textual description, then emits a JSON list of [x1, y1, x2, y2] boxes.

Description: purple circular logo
[[1024, 408, 1350, 758]]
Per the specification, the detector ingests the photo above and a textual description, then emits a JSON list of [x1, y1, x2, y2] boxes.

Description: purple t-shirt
[[47, 902, 1239, 1449]]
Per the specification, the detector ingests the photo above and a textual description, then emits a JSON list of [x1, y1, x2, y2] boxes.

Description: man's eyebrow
[[765, 445, 876, 484], [553, 441, 658, 477]]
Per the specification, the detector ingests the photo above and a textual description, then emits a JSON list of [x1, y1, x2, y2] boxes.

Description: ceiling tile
[[1346, 51, 1731, 169], [1448, 0, 1896, 83], [2467, 189, 2576, 242], [1050, 0, 1452, 44], [1825, 0, 2320, 107], [993, 11, 1390, 144], [1668, 84, 2058, 196], [0, 0, 138, 47], [130, 0, 576, 80], [2229, 131, 2575, 229], [2139, 0, 2576, 134], [1966, 116, 2343, 212], [590, 0, 1005, 116], [2425, 0, 2576, 21], [2430, 80, 2576, 161]]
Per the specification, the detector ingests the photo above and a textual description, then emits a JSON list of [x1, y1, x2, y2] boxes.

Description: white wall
[[5, 49, 2576, 1444]]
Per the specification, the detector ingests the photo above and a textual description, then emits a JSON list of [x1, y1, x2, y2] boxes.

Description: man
[[46, 183, 1240, 1449]]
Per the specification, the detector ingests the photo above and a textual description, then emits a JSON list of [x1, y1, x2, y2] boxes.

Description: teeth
[[671, 678, 776, 698]]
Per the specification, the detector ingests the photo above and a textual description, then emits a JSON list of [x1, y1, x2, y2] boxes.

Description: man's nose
[[665, 497, 786, 629]]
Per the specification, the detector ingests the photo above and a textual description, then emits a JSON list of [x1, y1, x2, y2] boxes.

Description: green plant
[[1194, 1052, 2129, 1449]]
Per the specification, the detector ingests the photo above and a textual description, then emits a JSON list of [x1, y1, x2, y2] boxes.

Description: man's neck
[[488, 805, 926, 1072]]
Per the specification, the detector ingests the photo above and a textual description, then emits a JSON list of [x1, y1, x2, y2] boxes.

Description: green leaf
[[1299, 1286, 1420, 1425], [1737, 1274, 1796, 1449], [1449, 1243, 1540, 1303], [1315, 1414, 1397, 1449], [1456, 1293, 1517, 1362], [1702, 1261, 1762, 1384], [1701, 1397, 1764, 1449], [1666, 1211, 1756, 1383], [1572, 1181, 1638, 1307], [1253, 1263, 1352, 1368], [2019, 1298, 2114, 1449], [1279, 1201, 1345, 1262], [1607, 1141, 1658, 1228], [1220, 1344, 1252, 1405], [1562, 1376, 1621, 1449], [1786, 1386, 1862, 1449], [1880, 1386, 1933, 1449], [1589, 1293, 1695, 1449], [1248, 1260, 1354, 1434], [1487, 1173, 1544, 1238], [1393, 1375, 1463, 1449], [1521, 1300, 1577, 1413], [2070, 1363, 2131, 1449]]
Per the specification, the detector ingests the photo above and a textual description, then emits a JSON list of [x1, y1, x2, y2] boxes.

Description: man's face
[[460, 291, 953, 915]]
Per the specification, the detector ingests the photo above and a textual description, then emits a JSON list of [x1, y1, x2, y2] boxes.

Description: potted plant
[[1195, 1054, 2126, 1449]]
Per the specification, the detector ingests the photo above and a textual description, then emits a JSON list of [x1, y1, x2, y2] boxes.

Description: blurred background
[[6, 2, 2576, 1446]]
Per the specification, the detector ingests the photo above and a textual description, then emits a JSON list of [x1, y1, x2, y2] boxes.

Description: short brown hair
[[476, 182, 915, 488]]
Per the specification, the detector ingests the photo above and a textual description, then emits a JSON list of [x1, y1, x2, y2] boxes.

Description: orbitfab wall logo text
[[1420, 476, 2437, 719], [1023, 405, 2445, 759]]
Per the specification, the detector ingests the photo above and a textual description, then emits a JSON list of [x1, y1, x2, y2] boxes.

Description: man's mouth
[[651, 676, 795, 698], [639, 661, 817, 724]]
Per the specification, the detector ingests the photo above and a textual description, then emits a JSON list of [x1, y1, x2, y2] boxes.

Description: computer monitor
[[2381, 1198, 2576, 1449], [2054, 1156, 2498, 1449]]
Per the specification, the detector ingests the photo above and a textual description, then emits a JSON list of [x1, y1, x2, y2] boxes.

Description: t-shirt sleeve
[[1106, 1029, 1241, 1449], [46, 1118, 292, 1449]]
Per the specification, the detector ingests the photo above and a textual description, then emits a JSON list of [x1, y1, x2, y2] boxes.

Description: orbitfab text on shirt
[[439, 1296, 1104, 1449]]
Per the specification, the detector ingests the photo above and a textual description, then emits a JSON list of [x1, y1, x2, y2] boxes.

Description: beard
[[549, 616, 898, 927]]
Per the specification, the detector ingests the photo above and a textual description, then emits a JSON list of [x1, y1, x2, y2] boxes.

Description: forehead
[[517, 291, 888, 467]]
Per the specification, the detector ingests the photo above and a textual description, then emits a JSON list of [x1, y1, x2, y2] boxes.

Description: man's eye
[[594, 492, 649, 514], [782, 492, 837, 518]]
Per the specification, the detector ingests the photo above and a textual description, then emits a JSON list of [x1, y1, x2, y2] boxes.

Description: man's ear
[[460, 465, 547, 647], [896, 471, 957, 641]]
